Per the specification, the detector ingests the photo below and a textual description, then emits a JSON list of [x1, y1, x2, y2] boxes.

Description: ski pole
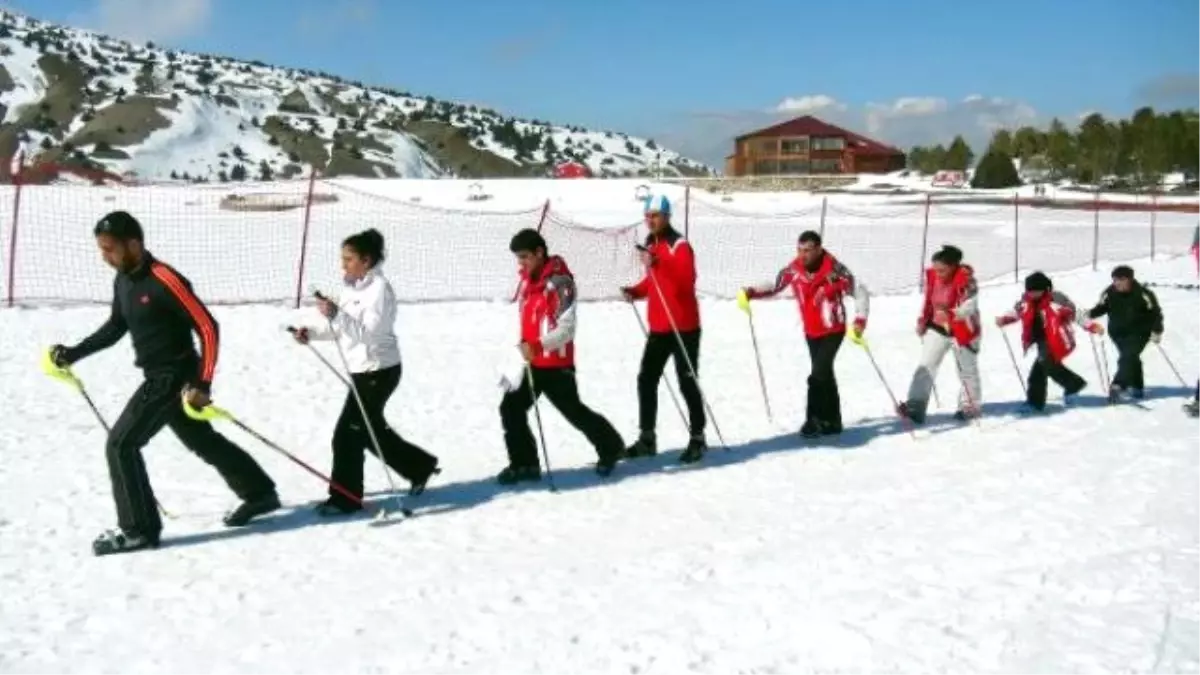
[[311, 289, 403, 520], [626, 302, 689, 434], [847, 333, 917, 440], [999, 329, 1028, 397], [525, 363, 557, 492], [180, 395, 384, 515], [1155, 342, 1188, 387], [735, 289, 774, 424], [646, 265, 728, 450], [1088, 334, 1109, 390], [285, 326, 350, 387], [40, 349, 174, 519], [947, 339, 984, 428]]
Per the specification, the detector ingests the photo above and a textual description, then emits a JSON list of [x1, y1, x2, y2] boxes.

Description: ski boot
[[679, 434, 706, 464], [623, 432, 657, 459], [92, 528, 159, 556]]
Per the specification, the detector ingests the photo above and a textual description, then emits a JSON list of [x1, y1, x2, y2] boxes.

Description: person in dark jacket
[[1086, 265, 1164, 401], [49, 211, 280, 556]]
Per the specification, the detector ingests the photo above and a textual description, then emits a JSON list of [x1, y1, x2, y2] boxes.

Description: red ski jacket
[[920, 264, 981, 347], [518, 255, 577, 369], [745, 252, 869, 339], [998, 290, 1083, 363], [624, 228, 700, 334]]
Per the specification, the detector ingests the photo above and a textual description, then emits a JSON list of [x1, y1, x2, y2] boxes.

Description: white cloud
[[774, 94, 846, 114], [649, 93, 1047, 166], [70, 0, 212, 43]]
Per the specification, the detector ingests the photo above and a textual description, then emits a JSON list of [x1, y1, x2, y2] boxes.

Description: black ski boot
[[1185, 399, 1199, 418], [410, 461, 441, 497], [799, 420, 821, 438], [896, 402, 926, 425], [92, 528, 159, 556], [497, 464, 541, 486], [223, 491, 281, 527], [595, 453, 619, 478], [1107, 384, 1123, 404], [679, 435, 706, 464], [315, 498, 363, 517], [624, 432, 657, 459]]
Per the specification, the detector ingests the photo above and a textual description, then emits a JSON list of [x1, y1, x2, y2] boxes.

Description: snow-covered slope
[[0, 11, 711, 182], [1, 256, 1196, 672]]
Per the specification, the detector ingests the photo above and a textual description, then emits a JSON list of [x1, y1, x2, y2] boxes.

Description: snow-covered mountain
[[0, 11, 711, 183]]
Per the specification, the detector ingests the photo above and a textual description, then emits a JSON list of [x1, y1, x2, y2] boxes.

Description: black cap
[[1025, 271, 1052, 292], [931, 244, 963, 266], [94, 211, 143, 242], [509, 228, 547, 255], [1111, 265, 1134, 280]]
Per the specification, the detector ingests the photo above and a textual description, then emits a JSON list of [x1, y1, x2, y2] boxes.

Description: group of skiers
[[46, 197, 1192, 556]]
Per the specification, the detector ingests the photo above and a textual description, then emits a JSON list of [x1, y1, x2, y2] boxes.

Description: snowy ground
[[1, 257, 1197, 673]]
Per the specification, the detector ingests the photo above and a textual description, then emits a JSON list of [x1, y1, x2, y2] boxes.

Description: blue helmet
[[643, 194, 671, 216]]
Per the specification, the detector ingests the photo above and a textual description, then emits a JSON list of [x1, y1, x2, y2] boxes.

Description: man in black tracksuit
[[51, 211, 280, 556], [1086, 265, 1164, 401]]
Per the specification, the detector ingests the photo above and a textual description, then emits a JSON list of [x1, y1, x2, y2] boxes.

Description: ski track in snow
[[0, 258, 1197, 673]]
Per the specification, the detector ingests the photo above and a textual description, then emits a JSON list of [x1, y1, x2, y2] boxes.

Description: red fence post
[[917, 194, 931, 290], [1092, 191, 1100, 271], [5, 150, 24, 308], [1013, 193, 1020, 283], [818, 196, 827, 238], [293, 167, 318, 308]]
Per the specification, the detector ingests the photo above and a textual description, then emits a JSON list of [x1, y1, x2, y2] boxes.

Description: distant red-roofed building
[[724, 115, 906, 176], [553, 161, 592, 178]]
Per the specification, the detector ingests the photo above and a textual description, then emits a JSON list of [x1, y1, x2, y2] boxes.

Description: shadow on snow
[[162, 384, 1193, 549]]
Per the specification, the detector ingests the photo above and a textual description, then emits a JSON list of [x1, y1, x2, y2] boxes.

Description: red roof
[[736, 115, 902, 157], [553, 161, 591, 178]]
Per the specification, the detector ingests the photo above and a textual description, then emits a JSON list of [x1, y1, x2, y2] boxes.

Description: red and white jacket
[[997, 290, 1088, 363], [623, 228, 700, 334], [745, 251, 869, 339], [517, 255, 578, 369], [919, 264, 981, 347]]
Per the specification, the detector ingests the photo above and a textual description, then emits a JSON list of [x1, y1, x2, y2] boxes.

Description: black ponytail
[[343, 228, 386, 267]]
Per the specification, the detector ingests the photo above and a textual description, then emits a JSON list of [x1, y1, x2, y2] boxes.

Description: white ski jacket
[[304, 268, 401, 373]]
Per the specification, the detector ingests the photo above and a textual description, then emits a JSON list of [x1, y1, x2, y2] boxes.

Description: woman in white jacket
[[292, 229, 439, 516]]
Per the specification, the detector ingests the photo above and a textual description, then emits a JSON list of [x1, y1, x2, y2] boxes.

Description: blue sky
[[10, 0, 1199, 165]]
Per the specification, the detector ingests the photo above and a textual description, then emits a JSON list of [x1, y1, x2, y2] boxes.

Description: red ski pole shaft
[[227, 416, 365, 508]]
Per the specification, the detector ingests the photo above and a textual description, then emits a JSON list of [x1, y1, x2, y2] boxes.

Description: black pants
[[499, 366, 625, 467], [637, 331, 705, 436], [330, 364, 437, 504], [1110, 334, 1150, 391], [107, 368, 276, 537], [805, 332, 845, 427], [1027, 343, 1086, 409]]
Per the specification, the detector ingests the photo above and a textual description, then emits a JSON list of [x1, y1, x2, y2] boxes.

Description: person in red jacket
[[620, 194, 706, 464], [497, 229, 626, 485], [996, 271, 1095, 411], [897, 245, 983, 424], [741, 230, 870, 437]]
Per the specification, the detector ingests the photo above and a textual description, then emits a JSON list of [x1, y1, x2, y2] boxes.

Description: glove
[[289, 326, 310, 344], [1085, 322, 1105, 335], [915, 318, 927, 337], [183, 384, 210, 409], [49, 344, 71, 367], [1150, 332, 1162, 344], [995, 315, 1017, 327], [619, 287, 636, 302], [740, 287, 758, 300], [851, 317, 866, 337], [496, 346, 527, 393]]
